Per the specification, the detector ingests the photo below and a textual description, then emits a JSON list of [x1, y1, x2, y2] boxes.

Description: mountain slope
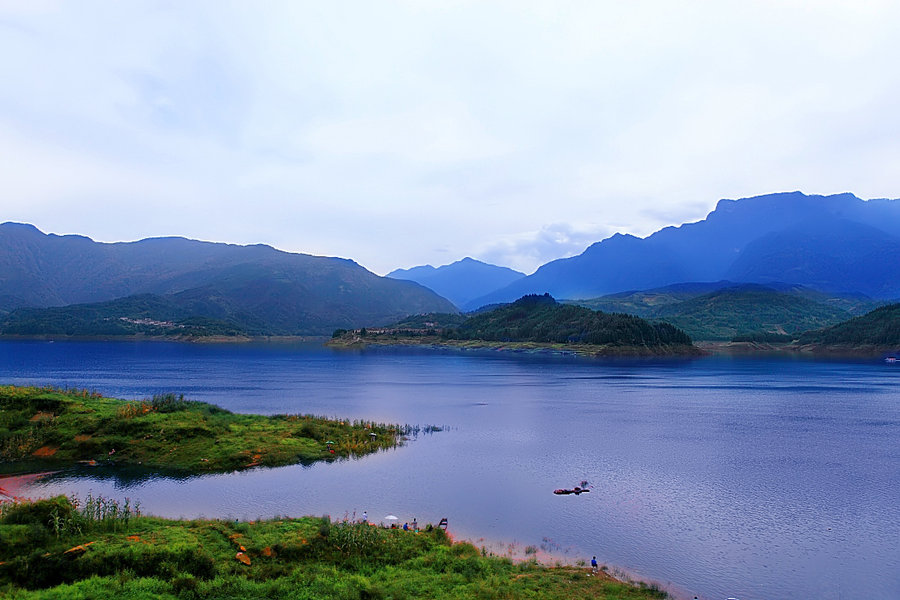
[[725, 220, 900, 297], [0, 223, 456, 334], [650, 285, 855, 341], [572, 281, 741, 318], [465, 192, 900, 309], [387, 257, 525, 308], [573, 284, 873, 341], [0, 294, 256, 337], [798, 304, 900, 346], [450, 294, 693, 347]]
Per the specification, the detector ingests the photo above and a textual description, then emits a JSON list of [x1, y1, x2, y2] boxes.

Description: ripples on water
[[1, 341, 898, 600]]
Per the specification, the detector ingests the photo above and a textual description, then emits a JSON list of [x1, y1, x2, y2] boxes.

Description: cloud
[[476, 223, 613, 275], [1, 1, 899, 275]]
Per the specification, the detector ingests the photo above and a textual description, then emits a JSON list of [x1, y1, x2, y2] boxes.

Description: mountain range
[[387, 258, 524, 308], [461, 192, 900, 309], [0, 223, 455, 335], [3, 191, 899, 339]]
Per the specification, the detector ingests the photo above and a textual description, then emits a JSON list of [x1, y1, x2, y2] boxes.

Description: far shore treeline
[[331, 294, 696, 356], [446, 294, 691, 346], [332, 294, 900, 356]]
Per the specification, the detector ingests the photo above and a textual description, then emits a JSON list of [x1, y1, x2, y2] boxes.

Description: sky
[[1, 1, 899, 275]]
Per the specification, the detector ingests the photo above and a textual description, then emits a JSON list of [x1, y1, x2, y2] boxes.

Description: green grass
[[0, 496, 668, 599], [0, 386, 406, 474]]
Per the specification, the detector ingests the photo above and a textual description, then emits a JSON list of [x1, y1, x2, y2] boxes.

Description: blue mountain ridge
[[463, 192, 900, 310], [387, 257, 525, 308], [0, 223, 457, 335]]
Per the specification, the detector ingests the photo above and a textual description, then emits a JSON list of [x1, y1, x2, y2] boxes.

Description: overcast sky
[[1, 1, 898, 274]]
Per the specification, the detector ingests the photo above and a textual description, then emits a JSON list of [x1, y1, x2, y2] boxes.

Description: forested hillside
[[446, 294, 692, 347]]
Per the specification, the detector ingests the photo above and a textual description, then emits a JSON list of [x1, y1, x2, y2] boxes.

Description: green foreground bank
[[0, 496, 667, 599], [0, 386, 406, 474]]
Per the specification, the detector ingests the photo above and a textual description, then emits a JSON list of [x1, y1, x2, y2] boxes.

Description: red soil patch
[[29, 412, 54, 422], [74, 435, 92, 442], [31, 446, 58, 457], [64, 541, 96, 555]]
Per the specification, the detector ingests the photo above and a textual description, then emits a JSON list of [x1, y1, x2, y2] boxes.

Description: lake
[[2, 340, 898, 599]]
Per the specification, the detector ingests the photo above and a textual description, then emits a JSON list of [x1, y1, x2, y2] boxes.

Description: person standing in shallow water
[[591, 556, 598, 574]]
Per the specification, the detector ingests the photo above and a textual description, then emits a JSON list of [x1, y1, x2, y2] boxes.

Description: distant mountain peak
[[387, 257, 526, 308], [1, 222, 42, 234]]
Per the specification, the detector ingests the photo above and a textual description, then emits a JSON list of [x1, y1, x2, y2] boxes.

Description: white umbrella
[[384, 515, 399, 521]]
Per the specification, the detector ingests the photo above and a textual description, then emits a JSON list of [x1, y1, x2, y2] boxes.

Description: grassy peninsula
[[330, 294, 699, 357], [0, 386, 405, 474], [0, 495, 667, 599]]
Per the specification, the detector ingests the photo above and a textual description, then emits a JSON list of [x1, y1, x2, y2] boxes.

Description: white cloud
[[476, 223, 613, 275], [1, 1, 899, 274]]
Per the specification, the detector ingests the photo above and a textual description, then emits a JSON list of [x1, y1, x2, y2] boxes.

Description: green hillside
[[0, 223, 457, 335], [798, 303, 900, 346], [571, 284, 870, 341], [0, 270, 461, 337], [447, 294, 692, 347], [0, 295, 257, 337], [651, 286, 852, 341], [572, 282, 728, 318]]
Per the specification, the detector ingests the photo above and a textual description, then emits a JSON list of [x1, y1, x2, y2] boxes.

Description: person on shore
[[411, 517, 417, 531], [362, 511, 367, 523], [591, 556, 598, 575], [403, 522, 409, 531]]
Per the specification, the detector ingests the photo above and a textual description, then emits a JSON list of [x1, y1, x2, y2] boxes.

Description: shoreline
[[2, 474, 676, 599], [326, 335, 705, 358], [1, 333, 895, 359], [695, 340, 900, 358], [0, 333, 327, 344]]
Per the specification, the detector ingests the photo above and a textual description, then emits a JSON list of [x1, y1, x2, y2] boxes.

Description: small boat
[[885, 356, 898, 364], [553, 486, 590, 495]]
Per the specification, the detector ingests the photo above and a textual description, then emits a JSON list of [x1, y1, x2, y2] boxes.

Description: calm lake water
[[2, 340, 898, 600]]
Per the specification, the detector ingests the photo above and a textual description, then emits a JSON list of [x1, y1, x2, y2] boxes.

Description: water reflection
[[2, 341, 898, 600]]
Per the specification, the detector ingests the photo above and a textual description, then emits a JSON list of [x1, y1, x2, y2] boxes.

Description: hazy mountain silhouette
[[465, 192, 900, 310], [0, 223, 456, 335], [387, 257, 525, 308]]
